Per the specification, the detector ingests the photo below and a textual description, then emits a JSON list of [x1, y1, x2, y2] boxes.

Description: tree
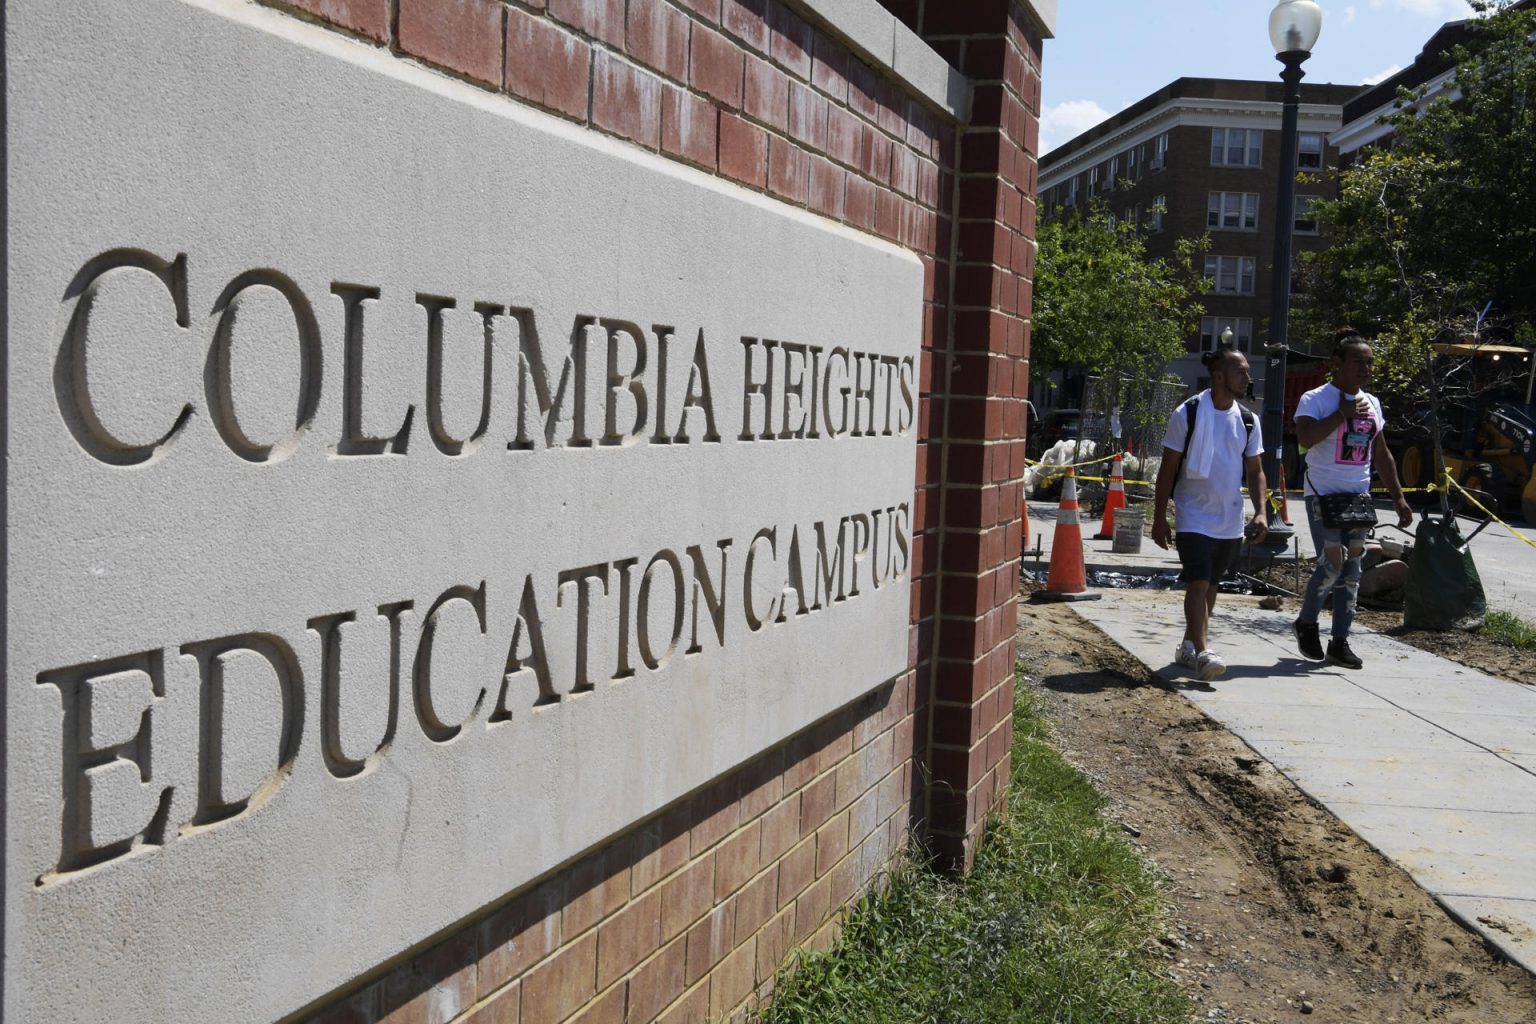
[[1032, 200, 1208, 435], [1296, 0, 1536, 514], [1299, 0, 1536, 344]]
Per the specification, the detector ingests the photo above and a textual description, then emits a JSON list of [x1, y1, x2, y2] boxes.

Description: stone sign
[[3, 2, 920, 1021]]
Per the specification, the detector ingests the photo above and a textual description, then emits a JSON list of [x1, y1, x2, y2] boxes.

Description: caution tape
[[1022, 450, 1126, 470], [1065, 476, 1154, 488], [1027, 460, 1511, 525], [1443, 473, 1536, 552], [1246, 471, 1536, 552], [1244, 484, 1440, 497], [1024, 450, 1146, 489]]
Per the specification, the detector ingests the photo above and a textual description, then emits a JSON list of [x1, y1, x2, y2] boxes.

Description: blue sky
[[1040, 0, 1479, 153]]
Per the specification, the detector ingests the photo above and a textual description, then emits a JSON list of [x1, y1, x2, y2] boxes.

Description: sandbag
[[1403, 517, 1487, 630]]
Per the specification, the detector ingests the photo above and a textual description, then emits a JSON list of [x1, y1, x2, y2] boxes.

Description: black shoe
[[1326, 637, 1363, 669], [1293, 620, 1324, 661]]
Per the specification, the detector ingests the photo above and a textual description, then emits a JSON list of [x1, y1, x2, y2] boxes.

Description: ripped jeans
[[1298, 497, 1371, 639]]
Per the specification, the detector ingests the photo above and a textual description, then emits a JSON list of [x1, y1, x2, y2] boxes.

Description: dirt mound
[[1019, 600, 1536, 1023]]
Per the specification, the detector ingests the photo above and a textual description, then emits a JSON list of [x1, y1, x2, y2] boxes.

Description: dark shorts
[[1175, 532, 1240, 583]]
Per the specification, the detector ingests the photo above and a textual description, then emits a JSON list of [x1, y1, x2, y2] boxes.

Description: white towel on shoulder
[[1184, 390, 1219, 481]]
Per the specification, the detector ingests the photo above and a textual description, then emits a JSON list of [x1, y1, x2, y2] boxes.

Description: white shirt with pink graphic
[[1296, 381, 1384, 496]]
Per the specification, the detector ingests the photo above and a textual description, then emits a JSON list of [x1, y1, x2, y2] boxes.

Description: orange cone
[[1093, 453, 1127, 539], [1276, 460, 1293, 526], [1033, 467, 1102, 603]]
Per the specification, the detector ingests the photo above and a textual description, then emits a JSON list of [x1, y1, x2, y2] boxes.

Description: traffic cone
[[1093, 453, 1127, 539], [1276, 460, 1293, 526], [1033, 467, 1102, 603]]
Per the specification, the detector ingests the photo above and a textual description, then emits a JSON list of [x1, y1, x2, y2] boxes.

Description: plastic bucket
[[1111, 507, 1145, 553]]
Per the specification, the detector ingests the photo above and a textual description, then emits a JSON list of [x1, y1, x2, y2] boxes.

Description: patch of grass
[[758, 676, 1192, 1024], [1480, 609, 1536, 651]]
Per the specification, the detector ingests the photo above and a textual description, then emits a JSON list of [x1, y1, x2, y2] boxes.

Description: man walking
[[1292, 334, 1413, 668], [1152, 345, 1268, 681]]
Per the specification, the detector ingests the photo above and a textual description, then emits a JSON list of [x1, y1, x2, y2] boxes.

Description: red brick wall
[[898, 0, 1043, 871], [308, 680, 915, 1024], [260, 0, 1043, 1019]]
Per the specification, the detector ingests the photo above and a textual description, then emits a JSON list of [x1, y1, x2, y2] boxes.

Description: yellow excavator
[[1395, 343, 1536, 523]]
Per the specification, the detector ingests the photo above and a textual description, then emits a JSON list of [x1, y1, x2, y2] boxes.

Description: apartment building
[[1038, 77, 1359, 394], [1336, 0, 1533, 159]]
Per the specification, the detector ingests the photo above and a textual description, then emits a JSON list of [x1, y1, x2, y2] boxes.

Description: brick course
[[504, 10, 591, 120], [398, 0, 506, 86], [285, 0, 973, 258], [282, 0, 390, 42]]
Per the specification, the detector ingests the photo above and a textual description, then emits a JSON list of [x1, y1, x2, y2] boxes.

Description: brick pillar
[[897, 0, 1044, 870]]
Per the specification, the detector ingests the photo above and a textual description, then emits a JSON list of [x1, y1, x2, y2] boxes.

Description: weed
[[1479, 610, 1536, 652], [757, 677, 1191, 1024]]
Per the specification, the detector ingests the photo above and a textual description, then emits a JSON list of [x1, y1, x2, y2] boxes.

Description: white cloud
[[1040, 99, 1111, 155], [1362, 63, 1404, 85], [1367, 0, 1472, 17], [1344, 5, 1358, 25]]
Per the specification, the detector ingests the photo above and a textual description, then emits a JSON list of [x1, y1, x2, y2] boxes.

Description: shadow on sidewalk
[[1154, 656, 1324, 690]]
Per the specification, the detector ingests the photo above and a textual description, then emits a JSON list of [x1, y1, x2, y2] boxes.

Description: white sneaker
[[1196, 649, 1226, 682], [1175, 640, 1198, 670]]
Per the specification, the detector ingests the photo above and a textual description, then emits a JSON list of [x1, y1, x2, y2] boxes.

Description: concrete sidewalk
[[1052, 586, 1536, 976], [1023, 494, 1536, 617]]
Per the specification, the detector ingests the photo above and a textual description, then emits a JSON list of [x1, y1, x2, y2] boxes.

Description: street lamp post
[[1259, 0, 1323, 543]]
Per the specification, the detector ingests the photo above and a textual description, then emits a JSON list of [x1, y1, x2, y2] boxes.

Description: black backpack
[[1177, 396, 1255, 483]]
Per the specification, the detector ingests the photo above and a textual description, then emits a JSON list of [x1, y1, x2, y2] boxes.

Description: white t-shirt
[[1295, 382, 1384, 496], [1161, 393, 1264, 539]]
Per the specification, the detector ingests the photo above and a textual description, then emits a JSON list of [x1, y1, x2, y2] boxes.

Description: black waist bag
[[1315, 492, 1377, 529], [1307, 468, 1377, 528]]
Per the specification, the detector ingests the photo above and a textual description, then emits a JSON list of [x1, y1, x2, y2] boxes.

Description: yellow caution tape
[[1244, 485, 1439, 497], [1031, 460, 1451, 500], [1443, 472, 1536, 552], [1067, 473, 1153, 487], [1022, 450, 1126, 470]]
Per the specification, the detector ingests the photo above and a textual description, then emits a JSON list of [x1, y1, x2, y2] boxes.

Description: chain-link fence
[[1076, 375, 1188, 513]]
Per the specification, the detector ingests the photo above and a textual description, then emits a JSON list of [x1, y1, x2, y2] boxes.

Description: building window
[[1298, 132, 1324, 169], [1151, 195, 1166, 232], [1127, 146, 1140, 179], [1204, 255, 1256, 294], [1211, 127, 1262, 167], [1151, 132, 1169, 171], [1207, 191, 1259, 231], [1087, 166, 1099, 192], [1107, 155, 1119, 187], [1295, 194, 1320, 234], [1200, 316, 1254, 352], [1124, 206, 1134, 226]]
